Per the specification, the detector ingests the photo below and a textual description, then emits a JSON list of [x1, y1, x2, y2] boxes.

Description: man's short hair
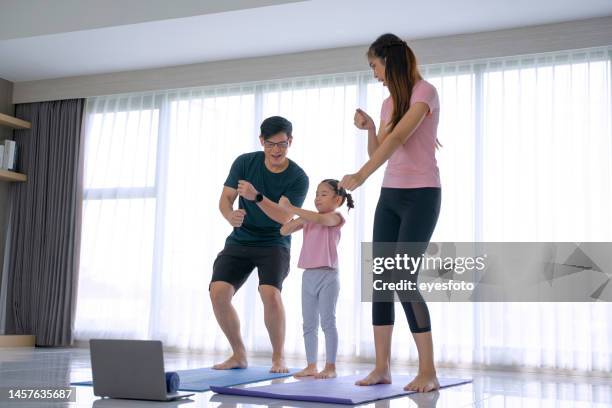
[[260, 116, 293, 140]]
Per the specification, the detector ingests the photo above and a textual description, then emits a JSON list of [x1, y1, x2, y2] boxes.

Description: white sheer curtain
[[75, 46, 612, 373]]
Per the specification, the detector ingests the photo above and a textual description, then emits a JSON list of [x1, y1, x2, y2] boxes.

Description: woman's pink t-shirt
[[380, 80, 441, 188], [297, 213, 345, 269]]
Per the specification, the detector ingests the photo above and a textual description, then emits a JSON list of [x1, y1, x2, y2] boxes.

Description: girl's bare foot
[[294, 363, 318, 377], [404, 371, 440, 393], [355, 368, 391, 386], [315, 363, 337, 379]]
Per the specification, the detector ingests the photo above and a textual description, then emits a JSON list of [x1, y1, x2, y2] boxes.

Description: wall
[[12, 16, 612, 103]]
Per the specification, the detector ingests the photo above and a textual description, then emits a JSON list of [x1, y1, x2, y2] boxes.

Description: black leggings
[[372, 187, 441, 332]]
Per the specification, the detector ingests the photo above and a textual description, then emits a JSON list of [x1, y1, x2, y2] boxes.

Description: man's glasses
[[263, 141, 289, 149]]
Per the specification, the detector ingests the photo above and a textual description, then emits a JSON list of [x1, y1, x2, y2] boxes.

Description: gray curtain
[[5, 99, 85, 346]]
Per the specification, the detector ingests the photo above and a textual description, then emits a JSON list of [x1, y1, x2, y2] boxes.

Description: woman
[[339, 33, 441, 393]]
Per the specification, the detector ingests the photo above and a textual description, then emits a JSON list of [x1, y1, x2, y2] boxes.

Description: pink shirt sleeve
[[381, 81, 438, 122], [302, 212, 344, 227], [380, 97, 392, 124], [411, 81, 439, 116]]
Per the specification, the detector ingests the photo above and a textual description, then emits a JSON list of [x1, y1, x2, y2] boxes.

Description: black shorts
[[210, 245, 291, 291]]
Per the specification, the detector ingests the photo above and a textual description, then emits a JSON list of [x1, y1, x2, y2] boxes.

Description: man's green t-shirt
[[224, 151, 309, 248]]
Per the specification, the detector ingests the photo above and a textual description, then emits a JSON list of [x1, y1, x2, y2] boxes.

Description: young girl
[[279, 179, 354, 379]]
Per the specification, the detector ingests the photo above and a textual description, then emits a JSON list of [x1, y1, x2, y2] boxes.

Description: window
[[75, 47, 612, 372]]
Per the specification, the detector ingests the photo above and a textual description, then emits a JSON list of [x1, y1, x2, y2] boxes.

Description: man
[[210, 116, 309, 373]]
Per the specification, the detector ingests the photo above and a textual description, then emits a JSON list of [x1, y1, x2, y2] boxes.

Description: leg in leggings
[[302, 270, 320, 364], [318, 271, 340, 364], [372, 188, 441, 333], [396, 188, 440, 332], [371, 190, 401, 326]]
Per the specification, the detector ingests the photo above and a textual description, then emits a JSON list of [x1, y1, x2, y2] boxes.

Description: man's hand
[[227, 209, 246, 227], [278, 196, 292, 210], [237, 180, 258, 201]]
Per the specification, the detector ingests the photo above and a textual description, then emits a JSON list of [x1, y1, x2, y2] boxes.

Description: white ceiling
[[1, 0, 611, 82]]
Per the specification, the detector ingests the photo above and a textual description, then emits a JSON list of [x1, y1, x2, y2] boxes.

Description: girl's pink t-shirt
[[380, 80, 441, 188], [297, 212, 345, 269]]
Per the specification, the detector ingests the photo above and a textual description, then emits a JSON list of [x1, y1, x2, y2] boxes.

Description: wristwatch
[[254, 193, 264, 203]]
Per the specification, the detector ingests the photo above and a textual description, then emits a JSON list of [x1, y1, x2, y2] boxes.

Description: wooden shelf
[[0, 113, 31, 129], [0, 169, 27, 182]]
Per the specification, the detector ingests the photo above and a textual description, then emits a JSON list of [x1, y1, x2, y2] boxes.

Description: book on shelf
[[0, 144, 4, 169], [2, 140, 17, 171]]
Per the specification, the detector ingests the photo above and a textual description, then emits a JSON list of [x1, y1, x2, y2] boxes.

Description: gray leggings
[[302, 268, 340, 364]]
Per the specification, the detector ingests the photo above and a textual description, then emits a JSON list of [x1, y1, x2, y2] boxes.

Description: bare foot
[[294, 364, 318, 377], [407, 389, 440, 406], [212, 354, 247, 370], [404, 371, 440, 393], [270, 358, 289, 373], [315, 363, 337, 379], [355, 368, 391, 386]]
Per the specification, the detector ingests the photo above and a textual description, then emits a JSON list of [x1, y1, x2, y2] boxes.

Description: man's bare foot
[[212, 354, 247, 370], [294, 364, 318, 377], [315, 363, 337, 379], [404, 371, 440, 393], [355, 368, 391, 386], [270, 358, 289, 373]]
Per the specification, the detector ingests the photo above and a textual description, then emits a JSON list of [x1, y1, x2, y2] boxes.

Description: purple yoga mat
[[211, 374, 472, 405]]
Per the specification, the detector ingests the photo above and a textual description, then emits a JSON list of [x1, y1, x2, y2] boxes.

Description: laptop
[[89, 339, 194, 401]]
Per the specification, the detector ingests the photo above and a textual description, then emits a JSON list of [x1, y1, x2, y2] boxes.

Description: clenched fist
[[354, 108, 375, 130], [237, 180, 258, 201], [227, 209, 246, 227]]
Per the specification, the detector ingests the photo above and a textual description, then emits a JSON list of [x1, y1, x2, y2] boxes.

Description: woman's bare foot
[[294, 363, 318, 377], [315, 363, 337, 379], [404, 371, 440, 393], [212, 354, 248, 370], [355, 368, 391, 386], [270, 357, 289, 373], [407, 389, 440, 406]]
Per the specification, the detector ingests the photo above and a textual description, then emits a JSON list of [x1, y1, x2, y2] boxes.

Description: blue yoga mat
[[72, 366, 296, 392], [211, 374, 472, 405]]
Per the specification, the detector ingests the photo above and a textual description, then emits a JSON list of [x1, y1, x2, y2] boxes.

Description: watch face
[[256, 193, 263, 202]]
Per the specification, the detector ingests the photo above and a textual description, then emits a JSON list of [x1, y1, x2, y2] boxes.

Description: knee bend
[[209, 286, 232, 307], [320, 317, 337, 332], [260, 289, 282, 309], [302, 323, 317, 334]]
